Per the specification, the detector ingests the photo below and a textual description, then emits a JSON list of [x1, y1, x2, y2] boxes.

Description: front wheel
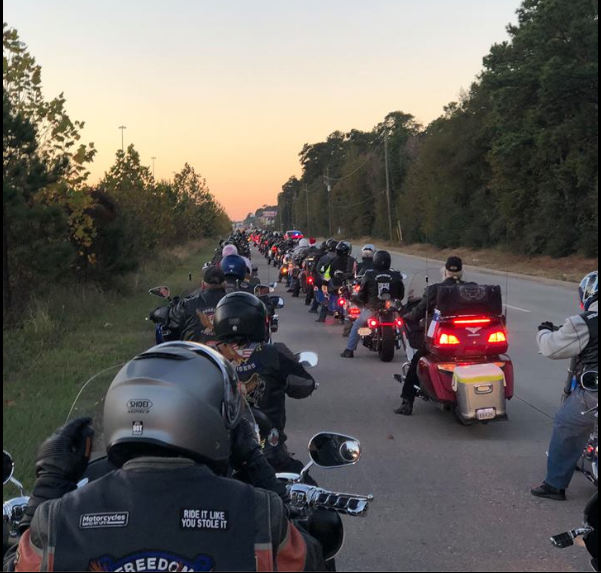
[[379, 327, 396, 362]]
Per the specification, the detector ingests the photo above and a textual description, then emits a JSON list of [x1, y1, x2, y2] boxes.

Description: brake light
[[307, 276, 314, 285], [338, 298, 347, 307], [354, 285, 361, 293], [453, 318, 492, 326], [488, 331, 507, 344], [349, 308, 361, 317], [395, 318, 404, 328], [368, 318, 379, 328], [438, 333, 461, 346]]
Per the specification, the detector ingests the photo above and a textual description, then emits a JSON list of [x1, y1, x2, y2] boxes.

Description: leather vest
[[580, 311, 599, 371], [51, 461, 257, 572]]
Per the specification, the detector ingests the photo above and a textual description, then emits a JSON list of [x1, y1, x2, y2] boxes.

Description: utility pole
[[151, 157, 157, 179], [383, 129, 394, 243], [325, 168, 333, 237], [118, 125, 127, 153], [305, 184, 311, 236]]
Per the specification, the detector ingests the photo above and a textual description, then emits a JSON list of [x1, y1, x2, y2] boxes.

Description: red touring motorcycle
[[399, 271, 514, 425]]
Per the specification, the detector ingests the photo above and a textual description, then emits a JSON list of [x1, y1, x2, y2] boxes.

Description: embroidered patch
[[180, 508, 229, 531], [88, 551, 215, 572], [80, 512, 129, 530]]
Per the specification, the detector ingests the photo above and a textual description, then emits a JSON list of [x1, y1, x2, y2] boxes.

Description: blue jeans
[[546, 388, 598, 489], [346, 308, 373, 352]]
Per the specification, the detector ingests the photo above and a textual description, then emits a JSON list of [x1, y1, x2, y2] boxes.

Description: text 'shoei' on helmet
[[221, 255, 247, 281], [213, 292, 269, 343], [579, 271, 599, 311], [103, 342, 244, 468]]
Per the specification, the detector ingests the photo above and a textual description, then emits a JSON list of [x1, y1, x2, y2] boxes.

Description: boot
[[394, 399, 414, 416], [531, 482, 566, 501], [341, 349, 354, 358]]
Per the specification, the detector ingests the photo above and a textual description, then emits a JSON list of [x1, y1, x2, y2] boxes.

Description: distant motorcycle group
[[252, 227, 598, 571]]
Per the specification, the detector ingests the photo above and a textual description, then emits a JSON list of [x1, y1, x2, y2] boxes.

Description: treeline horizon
[[3, 23, 231, 318], [274, 0, 598, 259]]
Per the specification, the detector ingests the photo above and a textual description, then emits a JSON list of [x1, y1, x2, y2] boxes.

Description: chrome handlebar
[[289, 484, 372, 517]]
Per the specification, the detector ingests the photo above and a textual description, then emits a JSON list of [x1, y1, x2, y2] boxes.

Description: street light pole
[[325, 169, 333, 237], [305, 184, 311, 236], [384, 129, 394, 243], [118, 125, 127, 153], [151, 156, 157, 179]]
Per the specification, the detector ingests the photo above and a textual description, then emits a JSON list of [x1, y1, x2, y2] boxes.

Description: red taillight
[[438, 333, 461, 346], [338, 298, 347, 307], [488, 331, 507, 344], [396, 317, 404, 328], [368, 318, 379, 328], [453, 317, 492, 326], [307, 276, 314, 285], [354, 285, 361, 293], [350, 308, 361, 317]]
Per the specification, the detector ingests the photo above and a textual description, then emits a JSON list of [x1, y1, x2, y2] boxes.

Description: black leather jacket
[[357, 269, 405, 309], [161, 288, 226, 343]]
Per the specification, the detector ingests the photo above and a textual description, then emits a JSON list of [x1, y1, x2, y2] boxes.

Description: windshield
[[406, 269, 439, 303], [66, 364, 125, 461]]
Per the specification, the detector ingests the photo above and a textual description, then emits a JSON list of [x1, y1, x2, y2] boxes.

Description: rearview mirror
[[149, 286, 171, 299], [308, 433, 361, 468], [296, 352, 318, 368], [3, 451, 14, 485]]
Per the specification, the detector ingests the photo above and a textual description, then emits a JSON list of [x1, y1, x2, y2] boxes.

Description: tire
[[378, 327, 396, 362]]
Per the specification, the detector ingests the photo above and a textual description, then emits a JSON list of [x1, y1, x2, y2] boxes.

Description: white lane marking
[[505, 304, 531, 313]]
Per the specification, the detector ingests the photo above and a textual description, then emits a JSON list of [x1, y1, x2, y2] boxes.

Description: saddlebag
[[452, 364, 507, 423]]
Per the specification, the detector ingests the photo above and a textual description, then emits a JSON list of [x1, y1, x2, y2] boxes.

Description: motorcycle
[[397, 270, 515, 425], [357, 296, 404, 363], [551, 490, 598, 572]]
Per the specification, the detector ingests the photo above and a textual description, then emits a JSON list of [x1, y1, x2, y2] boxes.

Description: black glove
[[538, 321, 556, 332], [230, 417, 262, 471], [20, 418, 94, 533]]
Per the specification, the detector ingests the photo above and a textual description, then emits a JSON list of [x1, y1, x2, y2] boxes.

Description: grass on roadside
[[2, 241, 215, 490]]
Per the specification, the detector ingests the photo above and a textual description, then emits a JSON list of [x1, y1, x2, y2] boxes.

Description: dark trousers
[[401, 349, 425, 401]]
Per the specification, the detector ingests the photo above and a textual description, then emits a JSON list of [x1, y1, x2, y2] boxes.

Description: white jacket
[[537, 301, 598, 360]]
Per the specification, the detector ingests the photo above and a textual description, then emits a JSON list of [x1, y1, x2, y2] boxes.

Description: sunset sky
[[4, 0, 520, 220]]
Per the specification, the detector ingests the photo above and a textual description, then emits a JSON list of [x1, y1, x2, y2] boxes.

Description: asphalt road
[[256, 250, 594, 572]]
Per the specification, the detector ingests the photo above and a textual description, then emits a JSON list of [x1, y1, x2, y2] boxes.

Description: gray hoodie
[[537, 301, 598, 360]]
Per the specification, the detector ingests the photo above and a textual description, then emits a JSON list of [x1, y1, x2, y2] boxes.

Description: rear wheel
[[379, 327, 396, 362]]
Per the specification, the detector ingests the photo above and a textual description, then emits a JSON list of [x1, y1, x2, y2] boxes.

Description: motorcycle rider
[[356, 244, 376, 277], [5, 343, 325, 572], [316, 241, 356, 324], [341, 250, 405, 358], [149, 266, 227, 345], [309, 239, 338, 314], [297, 241, 325, 302], [394, 256, 465, 415], [531, 271, 599, 501], [213, 292, 318, 475], [221, 254, 253, 294]]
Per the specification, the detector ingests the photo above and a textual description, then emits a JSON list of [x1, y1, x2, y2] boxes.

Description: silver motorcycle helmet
[[104, 342, 244, 468]]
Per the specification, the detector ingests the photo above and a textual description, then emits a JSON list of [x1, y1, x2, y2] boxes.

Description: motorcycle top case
[[437, 284, 503, 317], [452, 364, 507, 423]]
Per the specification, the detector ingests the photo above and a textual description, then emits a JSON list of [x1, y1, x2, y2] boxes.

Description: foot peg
[[550, 527, 593, 549]]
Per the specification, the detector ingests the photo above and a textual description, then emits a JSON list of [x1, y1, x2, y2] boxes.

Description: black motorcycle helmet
[[326, 238, 338, 252], [373, 250, 392, 271], [214, 292, 269, 343], [319, 241, 328, 251], [335, 241, 351, 257]]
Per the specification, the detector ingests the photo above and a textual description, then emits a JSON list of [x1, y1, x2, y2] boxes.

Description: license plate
[[476, 408, 496, 421], [358, 328, 373, 337]]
